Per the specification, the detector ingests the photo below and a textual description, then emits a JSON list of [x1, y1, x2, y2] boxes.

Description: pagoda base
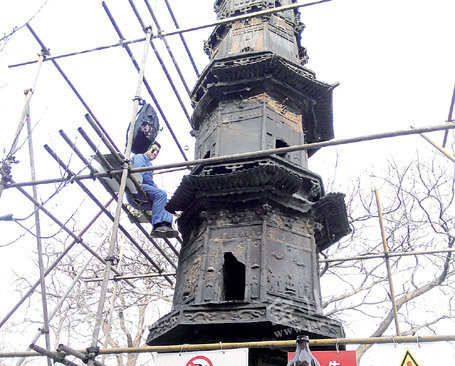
[[146, 302, 344, 346]]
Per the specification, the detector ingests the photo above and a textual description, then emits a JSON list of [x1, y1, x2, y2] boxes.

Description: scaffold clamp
[[105, 255, 119, 265], [38, 327, 49, 334], [86, 346, 100, 360]]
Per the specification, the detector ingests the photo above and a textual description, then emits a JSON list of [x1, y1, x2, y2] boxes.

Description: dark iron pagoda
[[147, 0, 350, 363]]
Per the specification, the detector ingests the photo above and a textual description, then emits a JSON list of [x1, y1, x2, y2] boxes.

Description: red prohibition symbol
[[185, 355, 214, 366]]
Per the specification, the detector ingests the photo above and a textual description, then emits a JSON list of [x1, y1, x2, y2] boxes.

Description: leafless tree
[[1, 217, 175, 366], [321, 146, 455, 363], [0, 1, 48, 53]]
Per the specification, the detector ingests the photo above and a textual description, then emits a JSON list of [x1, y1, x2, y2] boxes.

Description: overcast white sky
[[0, 0, 454, 363]]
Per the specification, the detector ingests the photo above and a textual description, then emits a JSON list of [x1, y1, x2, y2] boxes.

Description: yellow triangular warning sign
[[400, 349, 420, 366]]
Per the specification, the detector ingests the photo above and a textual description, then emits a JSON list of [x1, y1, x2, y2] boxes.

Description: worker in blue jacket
[[130, 142, 178, 238]]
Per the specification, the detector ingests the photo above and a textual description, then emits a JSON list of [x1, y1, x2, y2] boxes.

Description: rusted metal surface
[[147, 1, 349, 359], [190, 51, 336, 157]]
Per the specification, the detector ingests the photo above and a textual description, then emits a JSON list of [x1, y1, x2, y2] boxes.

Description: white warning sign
[[155, 348, 248, 366], [360, 342, 455, 365]]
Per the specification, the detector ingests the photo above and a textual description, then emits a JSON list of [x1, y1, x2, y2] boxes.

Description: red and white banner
[[155, 348, 248, 366], [288, 350, 357, 366]]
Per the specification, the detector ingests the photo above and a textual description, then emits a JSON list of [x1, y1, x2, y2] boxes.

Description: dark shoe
[[150, 225, 179, 238]]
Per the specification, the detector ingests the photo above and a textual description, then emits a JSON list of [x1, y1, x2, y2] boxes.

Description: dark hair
[[148, 141, 161, 150]]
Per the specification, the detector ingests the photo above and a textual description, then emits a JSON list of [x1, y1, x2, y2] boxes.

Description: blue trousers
[[135, 184, 173, 226]]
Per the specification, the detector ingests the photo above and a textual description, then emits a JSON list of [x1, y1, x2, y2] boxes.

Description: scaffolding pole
[[13, 183, 127, 279], [0, 49, 46, 202], [9, 0, 331, 69], [87, 27, 153, 366], [16, 239, 107, 366], [80, 116, 183, 251], [4, 335, 454, 358], [100, 247, 123, 365], [5, 122, 455, 190], [411, 125, 455, 164], [101, 1, 189, 161], [320, 247, 455, 263], [43, 143, 176, 275], [125, 0, 192, 122], [54, 131, 178, 270], [75, 123, 180, 255], [25, 23, 120, 153], [0, 199, 113, 329], [28, 344, 79, 366], [25, 105, 52, 366], [375, 190, 401, 337], [143, 0, 192, 97], [57, 344, 104, 366], [162, 0, 200, 77], [442, 83, 455, 147], [157, 0, 332, 38], [83, 272, 176, 282]]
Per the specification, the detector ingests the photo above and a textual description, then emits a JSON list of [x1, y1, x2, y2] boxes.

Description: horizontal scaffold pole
[[9, 0, 331, 69], [2, 334, 454, 358], [83, 272, 177, 283], [4, 122, 455, 189], [0, 198, 114, 329], [320, 247, 455, 263]]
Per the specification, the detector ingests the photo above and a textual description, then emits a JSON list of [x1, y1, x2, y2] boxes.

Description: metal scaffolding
[[0, 0, 454, 365]]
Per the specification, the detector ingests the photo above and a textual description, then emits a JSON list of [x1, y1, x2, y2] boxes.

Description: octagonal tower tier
[[147, 1, 350, 363]]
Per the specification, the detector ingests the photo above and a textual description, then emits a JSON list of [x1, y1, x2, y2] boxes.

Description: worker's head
[[145, 141, 161, 161]]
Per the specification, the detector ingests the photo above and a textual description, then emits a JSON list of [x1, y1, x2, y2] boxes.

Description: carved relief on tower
[[147, 312, 180, 340], [194, 109, 218, 160], [266, 240, 314, 303], [263, 209, 319, 307], [268, 15, 296, 43], [267, 211, 314, 238], [229, 18, 265, 55], [202, 252, 219, 303], [182, 308, 267, 323], [199, 95, 307, 167], [215, 0, 299, 25], [266, 15, 300, 60], [202, 220, 263, 304], [248, 238, 261, 301], [173, 236, 204, 306], [216, 0, 275, 19], [267, 301, 343, 337], [220, 99, 263, 124], [202, 208, 264, 228], [209, 0, 303, 61], [249, 93, 302, 132]]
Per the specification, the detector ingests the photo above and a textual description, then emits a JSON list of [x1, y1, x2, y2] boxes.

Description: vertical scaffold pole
[[442, 83, 455, 147], [16, 237, 108, 366], [87, 28, 153, 365], [101, 243, 126, 365], [25, 104, 52, 366], [375, 190, 401, 336], [0, 48, 47, 202]]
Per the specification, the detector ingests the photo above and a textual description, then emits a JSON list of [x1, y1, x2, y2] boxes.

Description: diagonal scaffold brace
[[29, 344, 79, 366], [86, 25, 153, 366], [15, 237, 110, 366], [0, 42, 48, 202], [0, 198, 114, 330]]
